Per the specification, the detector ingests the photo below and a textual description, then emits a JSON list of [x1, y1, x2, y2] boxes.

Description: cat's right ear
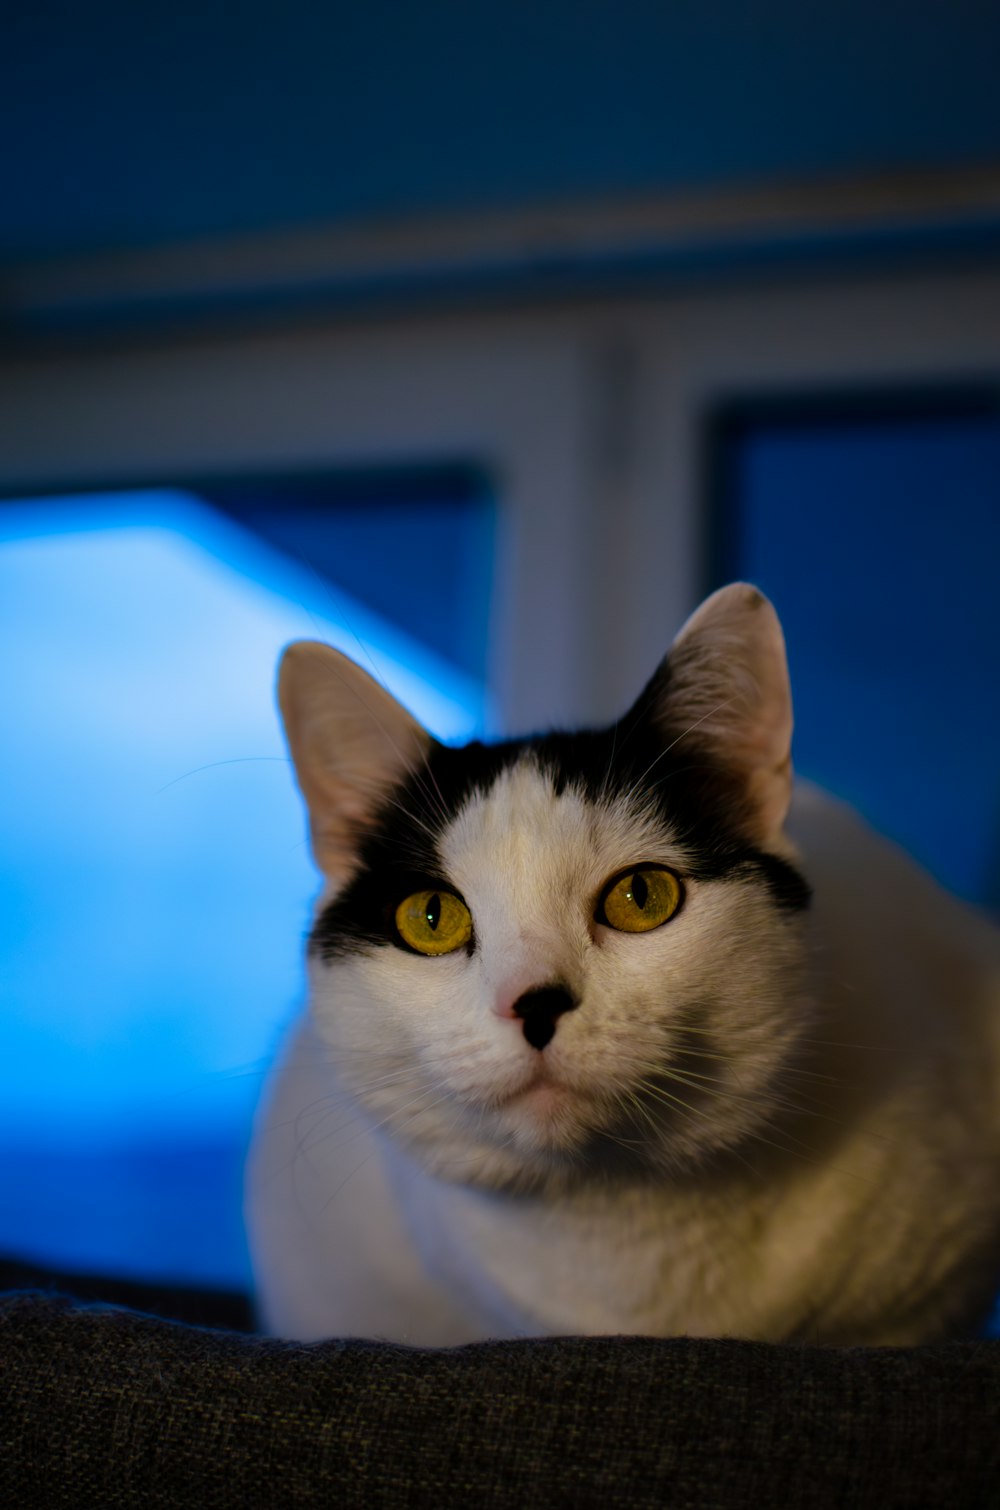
[[278, 642, 432, 884]]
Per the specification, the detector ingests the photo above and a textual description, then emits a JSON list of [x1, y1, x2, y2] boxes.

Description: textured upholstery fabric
[[2, 1275, 1000, 1509]]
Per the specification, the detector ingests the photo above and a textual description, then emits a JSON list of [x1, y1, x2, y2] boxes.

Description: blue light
[[0, 488, 489, 1284]]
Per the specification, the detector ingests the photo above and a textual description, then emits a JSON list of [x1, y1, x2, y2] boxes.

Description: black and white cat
[[247, 584, 1000, 1345]]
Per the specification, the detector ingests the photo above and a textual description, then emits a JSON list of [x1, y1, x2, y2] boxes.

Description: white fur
[[247, 769, 1000, 1346]]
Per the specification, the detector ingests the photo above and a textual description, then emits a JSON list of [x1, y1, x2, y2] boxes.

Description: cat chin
[[501, 1081, 591, 1155], [375, 1078, 614, 1191]]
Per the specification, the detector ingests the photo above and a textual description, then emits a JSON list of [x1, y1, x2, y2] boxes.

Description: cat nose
[[512, 984, 578, 1051]]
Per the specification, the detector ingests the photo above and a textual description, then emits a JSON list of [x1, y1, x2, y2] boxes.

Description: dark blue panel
[[205, 480, 495, 682], [720, 405, 1000, 909]]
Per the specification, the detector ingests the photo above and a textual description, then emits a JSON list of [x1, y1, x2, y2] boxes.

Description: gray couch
[[1, 1259, 997, 1508]]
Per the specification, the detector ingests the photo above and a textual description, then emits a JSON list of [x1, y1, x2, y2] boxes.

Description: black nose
[[512, 984, 578, 1051]]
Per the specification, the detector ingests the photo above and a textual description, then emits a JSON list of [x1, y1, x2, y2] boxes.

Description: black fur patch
[[309, 703, 811, 962]]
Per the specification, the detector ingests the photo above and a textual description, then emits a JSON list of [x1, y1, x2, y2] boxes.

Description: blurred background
[[1, 1, 999, 1294]]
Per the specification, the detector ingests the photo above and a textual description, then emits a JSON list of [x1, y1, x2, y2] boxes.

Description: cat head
[[279, 583, 812, 1193]]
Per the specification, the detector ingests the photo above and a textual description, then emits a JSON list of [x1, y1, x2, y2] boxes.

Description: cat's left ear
[[639, 583, 793, 842]]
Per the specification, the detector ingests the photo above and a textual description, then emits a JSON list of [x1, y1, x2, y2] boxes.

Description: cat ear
[[278, 642, 433, 883], [641, 584, 793, 842]]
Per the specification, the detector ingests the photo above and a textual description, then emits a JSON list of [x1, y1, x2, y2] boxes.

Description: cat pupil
[[425, 893, 441, 931], [630, 872, 648, 910]]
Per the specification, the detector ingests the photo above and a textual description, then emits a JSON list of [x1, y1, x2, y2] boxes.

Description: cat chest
[[393, 1166, 761, 1339]]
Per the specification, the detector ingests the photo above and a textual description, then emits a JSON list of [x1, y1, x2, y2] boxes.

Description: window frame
[[2, 259, 999, 731]]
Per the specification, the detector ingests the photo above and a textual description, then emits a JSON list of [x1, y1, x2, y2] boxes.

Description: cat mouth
[[496, 1067, 589, 1130], [497, 1064, 562, 1105]]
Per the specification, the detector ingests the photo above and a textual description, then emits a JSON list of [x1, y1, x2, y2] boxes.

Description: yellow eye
[[599, 865, 682, 933], [395, 889, 473, 956]]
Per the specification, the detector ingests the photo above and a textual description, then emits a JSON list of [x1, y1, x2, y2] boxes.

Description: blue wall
[[4, 1, 1000, 259]]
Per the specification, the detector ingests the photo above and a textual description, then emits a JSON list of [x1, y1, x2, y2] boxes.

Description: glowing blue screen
[[0, 489, 489, 1287]]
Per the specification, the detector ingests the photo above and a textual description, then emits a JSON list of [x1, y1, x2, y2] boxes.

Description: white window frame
[[2, 247, 998, 734]]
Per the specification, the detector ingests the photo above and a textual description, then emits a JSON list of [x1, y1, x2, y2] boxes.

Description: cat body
[[247, 586, 1000, 1345]]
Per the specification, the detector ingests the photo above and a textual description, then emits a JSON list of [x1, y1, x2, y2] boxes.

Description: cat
[[246, 583, 1000, 1346]]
